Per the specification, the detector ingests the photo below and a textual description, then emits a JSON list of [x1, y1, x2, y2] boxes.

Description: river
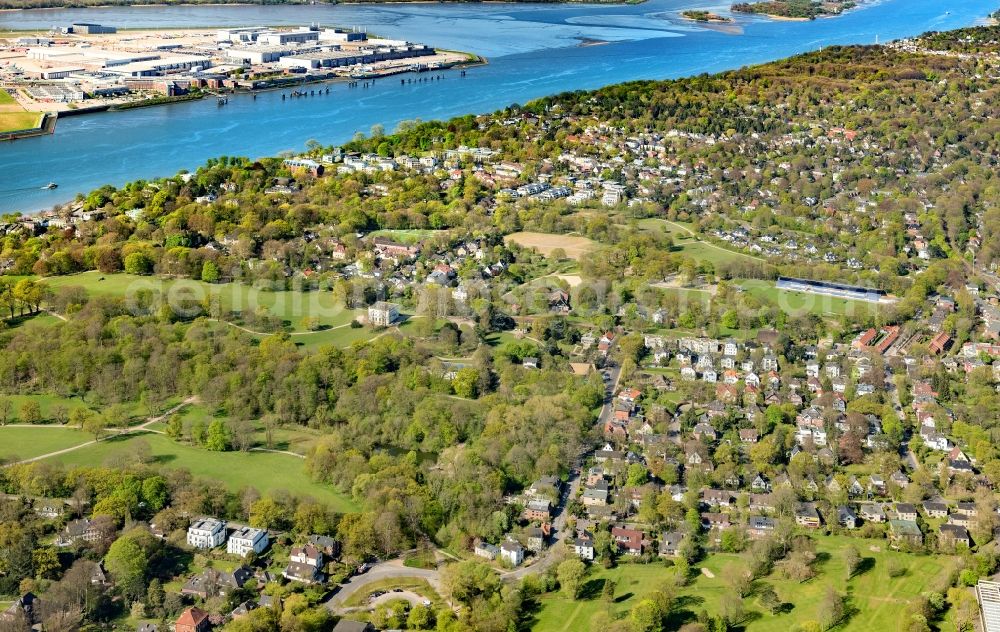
[[0, 0, 992, 212]]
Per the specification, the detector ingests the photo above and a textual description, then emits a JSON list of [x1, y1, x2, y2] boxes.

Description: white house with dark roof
[[500, 540, 524, 566]]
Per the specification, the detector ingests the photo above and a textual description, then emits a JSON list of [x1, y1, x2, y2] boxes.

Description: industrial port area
[[0, 22, 477, 132]]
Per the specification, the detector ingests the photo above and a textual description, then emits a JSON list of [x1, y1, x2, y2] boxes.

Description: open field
[[637, 218, 764, 266], [676, 240, 763, 266], [529, 535, 954, 632], [740, 279, 879, 317], [0, 426, 91, 461], [504, 232, 597, 260], [42, 271, 362, 332], [0, 111, 41, 133], [635, 218, 696, 238], [42, 431, 358, 512], [265, 425, 326, 455], [539, 274, 583, 288], [10, 312, 62, 330], [150, 404, 326, 455], [0, 393, 94, 423], [286, 322, 386, 349], [0, 89, 42, 133]]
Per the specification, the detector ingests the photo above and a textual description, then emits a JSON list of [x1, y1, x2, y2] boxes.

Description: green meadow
[[529, 535, 954, 632], [0, 426, 91, 461], [739, 279, 880, 317], [42, 271, 363, 332], [33, 430, 357, 512]]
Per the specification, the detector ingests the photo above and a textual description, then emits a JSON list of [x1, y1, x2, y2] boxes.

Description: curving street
[[326, 359, 622, 603]]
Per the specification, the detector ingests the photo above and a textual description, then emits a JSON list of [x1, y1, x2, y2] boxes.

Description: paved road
[[885, 369, 920, 471], [502, 360, 622, 580], [338, 589, 429, 613], [325, 560, 441, 611], [325, 359, 624, 593]]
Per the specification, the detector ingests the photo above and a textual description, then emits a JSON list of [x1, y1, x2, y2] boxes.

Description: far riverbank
[[0, 0, 645, 10], [0, 0, 990, 213]]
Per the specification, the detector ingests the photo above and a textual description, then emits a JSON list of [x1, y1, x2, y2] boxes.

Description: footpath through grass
[[41, 431, 358, 512], [42, 271, 361, 332], [529, 535, 954, 632], [0, 426, 91, 461]]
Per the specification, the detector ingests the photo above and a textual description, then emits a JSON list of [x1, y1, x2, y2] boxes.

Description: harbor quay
[[0, 23, 477, 127]]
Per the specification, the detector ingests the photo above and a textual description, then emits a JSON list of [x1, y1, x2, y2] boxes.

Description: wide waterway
[[0, 0, 993, 212]]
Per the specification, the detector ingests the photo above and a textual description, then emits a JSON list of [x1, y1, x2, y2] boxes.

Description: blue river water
[[0, 0, 993, 212]]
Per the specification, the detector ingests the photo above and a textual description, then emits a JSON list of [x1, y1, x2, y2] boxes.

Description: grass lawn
[[0, 91, 41, 133], [636, 218, 762, 266], [0, 426, 90, 461], [42, 272, 361, 332], [9, 312, 62, 330], [635, 218, 696, 238], [45, 432, 359, 512], [652, 286, 714, 306], [151, 405, 327, 456], [264, 425, 325, 455], [739, 279, 879, 318], [0, 111, 42, 134], [675, 240, 761, 266], [529, 563, 670, 632], [0, 393, 96, 423], [529, 535, 956, 632], [290, 323, 380, 349]]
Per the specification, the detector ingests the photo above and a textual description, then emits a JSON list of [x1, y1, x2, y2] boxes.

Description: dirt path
[[42, 309, 68, 322], [250, 447, 305, 459], [558, 602, 586, 631], [7, 396, 197, 465], [646, 218, 765, 262], [206, 318, 356, 337]]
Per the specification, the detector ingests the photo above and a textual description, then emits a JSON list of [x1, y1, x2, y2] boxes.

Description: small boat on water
[[41, 182, 57, 190]]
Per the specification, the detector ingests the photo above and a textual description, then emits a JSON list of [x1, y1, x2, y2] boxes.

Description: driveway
[[337, 589, 431, 614], [325, 559, 441, 611]]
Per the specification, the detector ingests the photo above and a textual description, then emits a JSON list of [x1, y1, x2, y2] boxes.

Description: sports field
[[739, 279, 879, 317]]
